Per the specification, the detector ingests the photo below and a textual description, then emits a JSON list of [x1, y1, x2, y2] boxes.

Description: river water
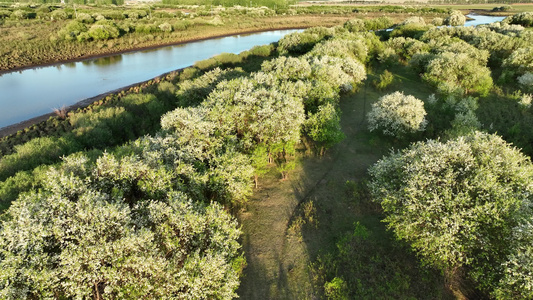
[[465, 14, 505, 27], [0, 14, 507, 129], [0, 29, 300, 129]]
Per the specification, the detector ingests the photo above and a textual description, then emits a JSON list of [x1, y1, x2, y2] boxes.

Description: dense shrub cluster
[[0, 25, 371, 297], [504, 12, 533, 27], [0, 153, 243, 299], [369, 132, 533, 298], [4, 12, 533, 298]]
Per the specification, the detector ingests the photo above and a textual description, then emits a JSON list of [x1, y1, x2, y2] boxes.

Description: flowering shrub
[[504, 12, 533, 27], [385, 37, 429, 61], [308, 55, 366, 92], [444, 10, 466, 26], [421, 52, 493, 96], [401, 16, 426, 25], [519, 93, 532, 108], [503, 48, 533, 80], [175, 67, 245, 106], [306, 37, 369, 63], [277, 31, 324, 55], [261, 56, 312, 81], [369, 132, 533, 297], [367, 91, 427, 137], [0, 154, 244, 299], [344, 18, 365, 32]]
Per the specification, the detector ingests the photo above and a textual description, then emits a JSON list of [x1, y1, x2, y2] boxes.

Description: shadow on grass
[[238, 65, 454, 299]]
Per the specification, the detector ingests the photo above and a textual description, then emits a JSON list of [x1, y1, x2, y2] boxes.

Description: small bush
[[88, 20, 120, 41], [248, 44, 273, 57], [444, 10, 466, 26], [51, 9, 68, 20], [194, 57, 218, 70], [373, 70, 394, 90], [367, 91, 427, 137]]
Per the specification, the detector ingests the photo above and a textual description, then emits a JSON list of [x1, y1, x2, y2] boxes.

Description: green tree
[[421, 51, 493, 96], [87, 19, 120, 40], [0, 153, 243, 299], [367, 91, 427, 137], [369, 132, 533, 295], [304, 102, 345, 155]]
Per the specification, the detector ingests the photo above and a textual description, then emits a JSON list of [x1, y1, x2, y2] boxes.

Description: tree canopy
[[369, 132, 533, 296]]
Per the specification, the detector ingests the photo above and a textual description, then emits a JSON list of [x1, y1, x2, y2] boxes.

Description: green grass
[[237, 64, 454, 299], [433, 3, 533, 13]]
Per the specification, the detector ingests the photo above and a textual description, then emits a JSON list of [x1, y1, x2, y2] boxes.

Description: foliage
[[307, 36, 369, 63], [261, 56, 312, 81], [504, 12, 533, 27], [57, 20, 88, 41], [311, 221, 447, 299], [175, 67, 246, 107], [344, 18, 365, 33], [369, 132, 533, 296], [418, 51, 493, 96], [324, 277, 348, 300], [0, 153, 243, 299], [304, 103, 345, 154], [70, 106, 135, 148], [444, 10, 466, 26], [390, 23, 432, 39], [0, 136, 81, 182], [373, 69, 394, 90], [401, 16, 426, 25], [367, 91, 427, 137], [518, 72, 533, 92], [501, 47, 533, 83], [307, 55, 366, 92], [277, 28, 332, 55], [88, 19, 120, 41]]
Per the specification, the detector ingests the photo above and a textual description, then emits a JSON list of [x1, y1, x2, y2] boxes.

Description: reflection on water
[[0, 15, 507, 129], [0, 29, 300, 129], [83, 55, 124, 66]]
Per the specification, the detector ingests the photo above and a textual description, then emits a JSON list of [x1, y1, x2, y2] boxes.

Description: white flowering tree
[[260, 56, 311, 81], [369, 132, 533, 296], [175, 67, 246, 106], [444, 10, 466, 26], [308, 55, 366, 92], [0, 154, 244, 299], [205, 77, 305, 150], [421, 51, 493, 96], [494, 221, 533, 299], [367, 91, 427, 137]]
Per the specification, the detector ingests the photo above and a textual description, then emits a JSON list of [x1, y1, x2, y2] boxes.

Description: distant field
[[433, 3, 533, 13], [297, 1, 533, 13]]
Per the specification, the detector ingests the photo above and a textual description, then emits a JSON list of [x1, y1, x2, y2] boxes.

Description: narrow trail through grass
[[237, 78, 380, 299], [238, 66, 452, 299]]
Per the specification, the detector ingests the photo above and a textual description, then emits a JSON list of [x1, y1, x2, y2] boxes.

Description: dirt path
[[236, 63, 454, 299], [237, 81, 383, 299]]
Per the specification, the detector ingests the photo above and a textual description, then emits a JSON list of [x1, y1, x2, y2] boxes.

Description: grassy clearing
[[237, 63, 454, 299]]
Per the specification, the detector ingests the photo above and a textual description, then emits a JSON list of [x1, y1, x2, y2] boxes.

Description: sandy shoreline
[[0, 26, 308, 138]]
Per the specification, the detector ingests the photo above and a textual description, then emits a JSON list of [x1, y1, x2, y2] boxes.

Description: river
[[0, 29, 301, 129], [0, 14, 507, 130]]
